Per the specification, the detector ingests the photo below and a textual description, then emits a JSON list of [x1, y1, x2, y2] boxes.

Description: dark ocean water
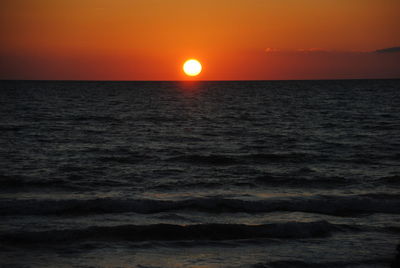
[[1, 80, 400, 268]]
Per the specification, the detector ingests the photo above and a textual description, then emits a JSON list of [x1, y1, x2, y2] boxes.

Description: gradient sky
[[1, 0, 399, 80]]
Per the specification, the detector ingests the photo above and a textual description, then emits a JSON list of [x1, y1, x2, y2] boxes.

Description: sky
[[0, 0, 399, 80]]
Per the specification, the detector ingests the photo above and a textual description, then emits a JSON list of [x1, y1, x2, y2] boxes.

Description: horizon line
[[1, 77, 399, 83]]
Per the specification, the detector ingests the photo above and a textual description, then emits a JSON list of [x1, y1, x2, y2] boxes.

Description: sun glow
[[183, 59, 202, 77]]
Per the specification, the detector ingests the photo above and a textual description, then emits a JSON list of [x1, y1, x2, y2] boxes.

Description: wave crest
[[1, 194, 399, 216], [1, 221, 343, 244]]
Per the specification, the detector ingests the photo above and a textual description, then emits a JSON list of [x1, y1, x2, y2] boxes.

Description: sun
[[183, 59, 202, 77]]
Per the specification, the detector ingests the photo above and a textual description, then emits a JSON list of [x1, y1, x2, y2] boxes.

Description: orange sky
[[1, 0, 399, 80]]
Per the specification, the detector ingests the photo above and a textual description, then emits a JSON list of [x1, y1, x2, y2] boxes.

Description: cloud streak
[[374, 47, 400, 53], [265, 47, 400, 54], [265, 48, 335, 54], [259, 46, 400, 80]]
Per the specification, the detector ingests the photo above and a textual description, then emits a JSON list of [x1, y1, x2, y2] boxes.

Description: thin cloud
[[265, 47, 400, 54], [374, 47, 400, 53], [265, 48, 348, 54]]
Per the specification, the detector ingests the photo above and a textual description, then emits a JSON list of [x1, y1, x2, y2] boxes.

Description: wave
[[378, 175, 400, 185], [0, 221, 346, 244], [254, 172, 400, 188], [0, 174, 69, 188], [0, 173, 142, 190], [167, 152, 312, 166], [1, 194, 399, 216], [253, 174, 350, 188], [69, 115, 122, 123], [253, 258, 391, 268], [0, 174, 109, 190], [0, 124, 26, 131], [3, 171, 398, 191], [97, 154, 150, 164], [167, 154, 239, 165], [246, 152, 310, 162], [166, 151, 400, 167]]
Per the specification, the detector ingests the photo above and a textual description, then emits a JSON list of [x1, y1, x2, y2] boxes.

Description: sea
[[0, 79, 399, 268]]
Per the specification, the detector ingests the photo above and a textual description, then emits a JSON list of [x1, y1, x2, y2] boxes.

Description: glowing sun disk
[[183, 59, 202, 76]]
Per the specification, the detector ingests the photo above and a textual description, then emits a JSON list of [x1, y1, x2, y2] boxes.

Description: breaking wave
[[1, 194, 399, 216], [0, 221, 346, 244]]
